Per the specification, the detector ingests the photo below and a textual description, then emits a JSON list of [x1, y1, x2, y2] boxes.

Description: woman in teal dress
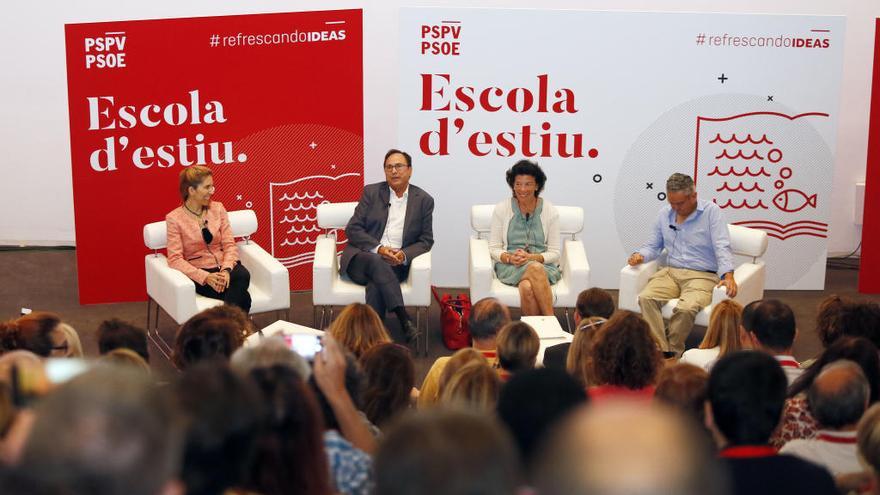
[[488, 160, 560, 316]]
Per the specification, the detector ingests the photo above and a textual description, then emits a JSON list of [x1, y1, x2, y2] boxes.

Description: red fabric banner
[[860, 19, 880, 293], [64, 10, 364, 304]]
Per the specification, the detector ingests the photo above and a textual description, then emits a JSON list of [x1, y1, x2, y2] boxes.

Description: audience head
[[97, 318, 150, 362], [468, 298, 511, 343], [505, 159, 547, 197], [655, 363, 710, 426], [789, 336, 880, 402], [438, 348, 488, 399], [815, 294, 846, 347], [98, 348, 151, 374], [174, 362, 262, 495], [858, 404, 880, 476], [700, 299, 743, 357], [707, 351, 787, 447], [535, 401, 727, 495], [0, 312, 60, 357], [18, 367, 182, 495], [375, 408, 521, 495], [746, 299, 797, 353], [49, 323, 83, 359], [309, 351, 364, 431], [327, 303, 391, 358], [566, 316, 607, 386], [246, 364, 330, 495], [173, 308, 243, 369], [591, 310, 662, 390], [575, 287, 615, 321], [496, 321, 540, 374], [808, 360, 870, 430], [198, 304, 255, 344], [838, 300, 880, 349], [439, 360, 500, 412], [740, 300, 762, 336], [230, 337, 311, 380], [497, 368, 587, 471], [360, 343, 415, 428]]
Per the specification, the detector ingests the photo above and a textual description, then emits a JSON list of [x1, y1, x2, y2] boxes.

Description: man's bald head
[[808, 359, 870, 430], [534, 401, 727, 495], [468, 298, 511, 342]]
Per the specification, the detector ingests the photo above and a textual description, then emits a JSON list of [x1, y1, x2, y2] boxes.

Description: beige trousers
[[638, 267, 719, 356]]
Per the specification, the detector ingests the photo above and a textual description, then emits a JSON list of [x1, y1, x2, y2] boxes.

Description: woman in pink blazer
[[166, 166, 251, 312]]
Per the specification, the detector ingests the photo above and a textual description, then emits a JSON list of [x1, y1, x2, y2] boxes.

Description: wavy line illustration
[[714, 199, 769, 209], [285, 225, 322, 235], [715, 182, 765, 193], [766, 232, 828, 241], [709, 133, 774, 145], [732, 220, 828, 229], [706, 166, 771, 177], [276, 253, 316, 262], [280, 238, 317, 246], [278, 191, 325, 201], [278, 213, 317, 222], [736, 224, 828, 235], [277, 202, 321, 213], [715, 149, 764, 160]]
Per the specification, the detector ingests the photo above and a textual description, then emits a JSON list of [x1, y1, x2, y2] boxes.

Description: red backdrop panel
[[65, 10, 363, 304], [861, 18, 880, 293]]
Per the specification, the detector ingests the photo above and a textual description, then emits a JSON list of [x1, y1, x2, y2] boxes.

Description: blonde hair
[[566, 317, 606, 386], [439, 360, 500, 412], [56, 323, 84, 358], [437, 348, 487, 398], [698, 299, 743, 357], [327, 303, 391, 359], [858, 403, 880, 474], [178, 165, 213, 200], [496, 321, 539, 373], [99, 348, 151, 375]]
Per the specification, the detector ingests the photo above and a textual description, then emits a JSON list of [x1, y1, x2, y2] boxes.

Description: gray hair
[[666, 173, 695, 195], [230, 337, 311, 380], [809, 359, 870, 429]]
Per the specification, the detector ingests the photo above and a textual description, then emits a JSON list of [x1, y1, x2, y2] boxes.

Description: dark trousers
[[195, 263, 252, 313], [346, 252, 409, 318]]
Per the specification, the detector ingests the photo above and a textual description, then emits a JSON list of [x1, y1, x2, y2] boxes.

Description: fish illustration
[[772, 189, 817, 213]]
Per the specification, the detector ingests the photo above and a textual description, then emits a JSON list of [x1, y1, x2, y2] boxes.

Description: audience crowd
[[1, 291, 880, 495]]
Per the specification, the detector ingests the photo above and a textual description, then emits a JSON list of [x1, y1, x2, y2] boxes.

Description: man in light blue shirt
[[628, 173, 737, 355]]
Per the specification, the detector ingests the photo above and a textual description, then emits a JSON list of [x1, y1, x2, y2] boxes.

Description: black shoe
[[402, 320, 421, 344]]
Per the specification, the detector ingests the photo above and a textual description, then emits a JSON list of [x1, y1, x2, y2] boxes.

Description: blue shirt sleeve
[[708, 206, 734, 276], [638, 210, 666, 262]]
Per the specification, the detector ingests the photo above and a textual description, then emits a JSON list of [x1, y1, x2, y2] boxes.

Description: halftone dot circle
[[780, 167, 792, 179], [657, 192, 667, 201], [245, 201, 253, 208], [593, 174, 602, 183], [588, 148, 599, 158], [775, 180, 784, 189], [237, 153, 248, 162], [768, 148, 782, 163]]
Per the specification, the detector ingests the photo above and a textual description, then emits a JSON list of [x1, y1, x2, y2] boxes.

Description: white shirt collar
[[389, 185, 409, 201]]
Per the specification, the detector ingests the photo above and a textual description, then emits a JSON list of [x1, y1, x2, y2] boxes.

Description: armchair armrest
[[730, 262, 766, 306], [469, 237, 493, 302], [237, 241, 290, 309], [618, 259, 659, 312], [145, 254, 199, 324], [312, 235, 339, 306], [561, 239, 589, 299], [406, 251, 432, 307]]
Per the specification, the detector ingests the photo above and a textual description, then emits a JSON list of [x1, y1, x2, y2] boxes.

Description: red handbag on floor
[[431, 287, 472, 350]]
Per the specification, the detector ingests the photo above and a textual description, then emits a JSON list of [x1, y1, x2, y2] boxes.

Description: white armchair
[[311, 202, 432, 355], [618, 224, 769, 327], [468, 204, 590, 330], [144, 210, 290, 360]]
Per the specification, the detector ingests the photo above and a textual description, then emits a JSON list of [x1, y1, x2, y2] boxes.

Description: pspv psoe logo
[[84, 31, 127, 69], [419, 20, 461, 56]]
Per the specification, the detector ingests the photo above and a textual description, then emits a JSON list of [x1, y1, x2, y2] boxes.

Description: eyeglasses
[[384, 163, 408, 172]]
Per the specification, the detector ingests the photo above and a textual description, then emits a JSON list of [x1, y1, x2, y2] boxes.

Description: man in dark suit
[[341, 149, 434, 342]]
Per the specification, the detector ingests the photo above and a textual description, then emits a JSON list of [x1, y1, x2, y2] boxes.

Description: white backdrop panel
[[399, 8, 844, 289]]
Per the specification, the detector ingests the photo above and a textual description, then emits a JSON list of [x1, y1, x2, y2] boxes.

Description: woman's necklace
[[517, 198, 537, 216], [183, 202, 204, 218]]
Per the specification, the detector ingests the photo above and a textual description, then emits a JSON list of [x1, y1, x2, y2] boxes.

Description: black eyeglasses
[[201, 220, 213, 244]]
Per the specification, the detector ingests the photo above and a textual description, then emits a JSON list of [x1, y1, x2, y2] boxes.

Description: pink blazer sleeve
[[166, 211, 210, 285]]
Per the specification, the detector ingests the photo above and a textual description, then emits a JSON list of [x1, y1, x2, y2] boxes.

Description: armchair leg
[[146, 297, 152, 330], [145, 306, 173, 363], [423, 306, 430, 357], [564, 308, 572, 333]]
